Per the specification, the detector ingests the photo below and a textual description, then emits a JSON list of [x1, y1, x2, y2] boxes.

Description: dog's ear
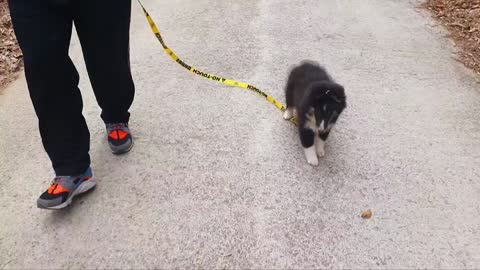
[[324, 90, 346, 104], [327, 85, 346, 104], [311, 82, 346, 104], [330, 94, 345, 104]]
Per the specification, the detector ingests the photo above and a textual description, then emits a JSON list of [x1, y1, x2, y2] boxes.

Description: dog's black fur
[[284, 61, 346, 165]]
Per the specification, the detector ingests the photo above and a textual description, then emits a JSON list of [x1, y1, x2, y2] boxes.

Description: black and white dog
[[283, 61, 346, 166]]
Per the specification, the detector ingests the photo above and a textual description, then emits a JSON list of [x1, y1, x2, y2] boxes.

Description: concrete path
[[1, 0, 479, 268]]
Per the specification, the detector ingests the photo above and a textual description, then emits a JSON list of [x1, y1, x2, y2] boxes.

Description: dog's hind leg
[[283, 107, 295, 120]]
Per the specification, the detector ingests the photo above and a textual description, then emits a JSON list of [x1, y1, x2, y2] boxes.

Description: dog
[[283, 61, 346, 166]]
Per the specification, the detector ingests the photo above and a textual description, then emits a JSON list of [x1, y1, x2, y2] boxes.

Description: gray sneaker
[[37, 167, 96, 210], [106, 123, 133, 154]]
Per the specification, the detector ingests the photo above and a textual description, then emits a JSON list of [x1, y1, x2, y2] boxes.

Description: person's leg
[[8, 0, 91, 175], [73, 0, 135, 125]]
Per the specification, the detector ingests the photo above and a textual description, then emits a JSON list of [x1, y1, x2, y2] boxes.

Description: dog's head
[[304, 81, 346, 132]]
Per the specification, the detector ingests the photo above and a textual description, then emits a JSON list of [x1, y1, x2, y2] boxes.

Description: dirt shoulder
[[423, 0, 480, 75], [0, 0, 22, 92]]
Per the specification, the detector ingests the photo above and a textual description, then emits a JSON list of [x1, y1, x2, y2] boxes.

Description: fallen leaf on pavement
[[361, 209, 373, 219]]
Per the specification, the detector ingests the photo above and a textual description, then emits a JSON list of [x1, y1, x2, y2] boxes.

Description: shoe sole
[[38, 178, 97, 210], [111, 139, 134, 155]]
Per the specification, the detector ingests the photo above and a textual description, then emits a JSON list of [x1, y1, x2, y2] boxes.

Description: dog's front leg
[[316, 132, 329, 157], [300, 128, 318, 166], [315, 136, 325, 157]]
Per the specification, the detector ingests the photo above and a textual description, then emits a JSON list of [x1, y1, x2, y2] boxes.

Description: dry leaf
[[423, 0, 480, 74], [361, 209, 373, 219], [1, 0, 23, 89]]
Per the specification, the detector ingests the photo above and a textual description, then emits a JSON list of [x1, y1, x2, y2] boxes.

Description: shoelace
[[52, 177, 65, 185], [48, 177, 67, 194]]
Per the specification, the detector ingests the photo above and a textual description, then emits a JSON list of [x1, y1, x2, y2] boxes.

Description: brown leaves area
[[424, 0, 480, 74], [0, 0, 23, 89]]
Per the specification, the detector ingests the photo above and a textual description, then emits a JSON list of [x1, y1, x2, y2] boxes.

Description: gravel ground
[[1, 0, 479, 268]]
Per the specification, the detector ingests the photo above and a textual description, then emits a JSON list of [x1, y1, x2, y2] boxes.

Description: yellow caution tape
[[137, 0, 297, 125]]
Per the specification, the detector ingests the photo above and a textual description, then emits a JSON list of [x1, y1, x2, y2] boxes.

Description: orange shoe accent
[[53, 184, 70, 194], [108, 130, 129, 140], [48, 184, 71, 195], [48, 184, 57, 194]]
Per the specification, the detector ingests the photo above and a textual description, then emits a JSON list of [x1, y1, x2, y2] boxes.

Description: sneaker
[[37, 167, 96, 210], [106, 123, 133, 154]]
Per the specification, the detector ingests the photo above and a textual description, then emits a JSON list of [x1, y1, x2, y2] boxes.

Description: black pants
[[8, 0, 135, 175]]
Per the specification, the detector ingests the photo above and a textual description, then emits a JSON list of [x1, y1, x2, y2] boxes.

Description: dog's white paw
[[316, 143, 325, 157], [283, 108, 294, 120], [307, 156, 319, 166], [304, 146, 319, 166], [315, 137, 325, 157], [316, 147, 325, 157]]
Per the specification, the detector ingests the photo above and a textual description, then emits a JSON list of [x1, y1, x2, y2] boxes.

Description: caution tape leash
[[137, 0, 297, 125]]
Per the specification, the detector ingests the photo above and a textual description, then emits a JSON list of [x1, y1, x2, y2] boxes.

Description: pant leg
[[8, 0, 91, 175], [73, 0, 135, 124]]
